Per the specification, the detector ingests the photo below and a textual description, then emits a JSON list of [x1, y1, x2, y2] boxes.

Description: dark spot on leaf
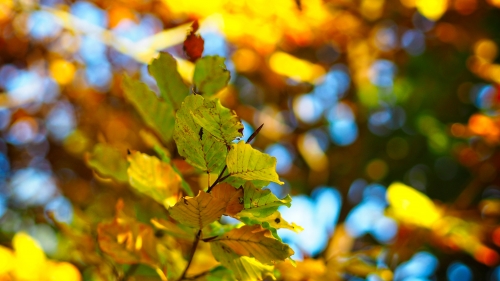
[[275, 218, 281, 224], [199, 127, 203, 140], [127, 149, 131, 155], [154, 230, 164, 238], [183, 198, 189, 205]]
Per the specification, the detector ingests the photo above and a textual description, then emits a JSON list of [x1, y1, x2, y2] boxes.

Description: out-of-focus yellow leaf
[[211, 183, 244, 216], [12, 232, 46, 280], [87, 143, 129, 183], [127, 151, 182, 208], [416, 0, 448, 20], [0, 246, 14, 275], [169, 190, 226, 229], [46, 261, 82, 281], [97, 200, 159, 265], [269, 52, 325, 83], [276, 259, 326, 281], [386, 182, 442, 228], [210, 225, 294, 264]]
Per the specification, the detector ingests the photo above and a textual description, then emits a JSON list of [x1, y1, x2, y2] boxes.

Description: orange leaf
[[211, 183, 244, 216], [97, 200, 158, 265]]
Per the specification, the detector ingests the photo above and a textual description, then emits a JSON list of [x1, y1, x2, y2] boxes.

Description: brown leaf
[[211, 183, 244, 216], [183, 20, 204, 62], [169, 190, 226, 229]]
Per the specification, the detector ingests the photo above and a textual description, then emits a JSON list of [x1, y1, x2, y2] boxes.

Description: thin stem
[[178, 229, 202, 281], [246, 123, 264, 144], [207, 166, 227, 193]]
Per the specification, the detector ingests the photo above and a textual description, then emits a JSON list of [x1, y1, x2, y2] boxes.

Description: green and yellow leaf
[[193, 56, 231, 97], [151, 218, 195, 240], [210, 242, 275, 281], [86, 143, 128, 183], [127, 151, 182, 208], [209, 225, 294, 264], [169, 190, 226, 229], [149, 52, 189, 110], [173, 95, 227, 174], [191, 98, 243, 145], [226, 141, 283, 185], [122, 74, 175, 143]]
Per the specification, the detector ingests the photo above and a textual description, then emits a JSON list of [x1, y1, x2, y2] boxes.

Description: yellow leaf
[[210, 225, 294, 264], [127, 151, 182, 208], [227, 141, 283, 185], [12, 232, 46, 280], [386, 182, 442, 228], [0, 246, 14, 275], [46, 261, 82, 281], [169, 190, 226, 229], [211, 183, 244, 216]]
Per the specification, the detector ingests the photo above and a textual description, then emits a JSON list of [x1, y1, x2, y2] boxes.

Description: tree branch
[[178, 229, 202, 281]]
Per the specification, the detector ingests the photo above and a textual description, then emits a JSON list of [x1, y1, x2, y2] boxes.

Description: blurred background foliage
[[1, 0, 500, 280]]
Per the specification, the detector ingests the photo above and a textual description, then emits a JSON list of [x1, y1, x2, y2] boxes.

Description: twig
[[246, 123, 264, 144], [178, 229, 202, 281], [207, 166, 227, 193]]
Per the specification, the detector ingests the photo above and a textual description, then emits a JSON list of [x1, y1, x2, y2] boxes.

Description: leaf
[[211, 243, 275, 281], [226, 141, 283, 185], [209, 225, 294, 264], [169, 190, 226, 229], [193, 56, 230, 97], [151, 218, 195, 240], [191, 98, 244, 146], [238, 211, 303, 240], [183, 20, 204, 62], [174, 95, 227, 174], [234, 183, 302, 239], [97, 200, 159, 265], [149, 52, 190, 110], [203, 221, 243, 239], [86, 143, 129, 183], [127, 151, 182, 208], [122, 74, 175, 143], [211, 183, 244, 216]]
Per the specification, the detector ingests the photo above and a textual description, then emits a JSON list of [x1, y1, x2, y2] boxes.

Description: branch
[[178, 229, 202, 281]]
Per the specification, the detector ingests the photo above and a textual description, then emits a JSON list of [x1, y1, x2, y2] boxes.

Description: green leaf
[[235, 182, 302, 239], [169, 190, 226, 229], [87, 143, 128, 183], [173, 95, 227, 174], [238, 211, 302, 241], [127, 151, 182, 208], [226, 141, 283, 185], [211, 243, 275, 281], [193, 56, 230, 97], [191, 98, 243, 146], [209, 225, 294, 264], [122, 74, 175, 143], [149, 52, 189, 110]]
